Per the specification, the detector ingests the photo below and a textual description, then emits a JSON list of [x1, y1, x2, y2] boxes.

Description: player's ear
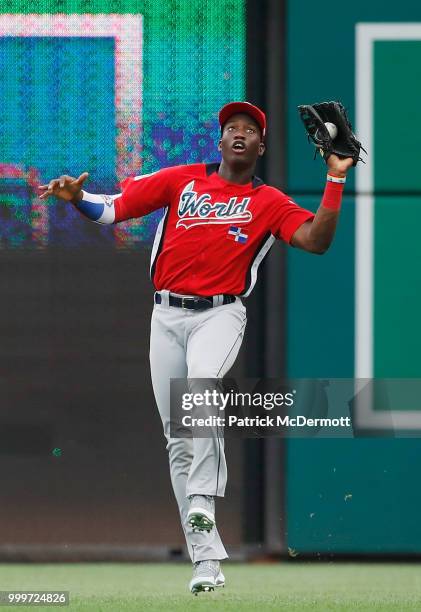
[[258, 141, 265, 156], [218, 139, 222, 151]]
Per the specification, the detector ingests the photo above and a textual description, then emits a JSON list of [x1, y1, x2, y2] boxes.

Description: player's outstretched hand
[[326, 154, 353, 177], [38, 172, 89, 202]]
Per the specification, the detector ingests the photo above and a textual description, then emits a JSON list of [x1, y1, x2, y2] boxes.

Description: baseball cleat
[[187, 495, 215, 532], [189, 559, 225, 595], [215, 570, 225, 588]]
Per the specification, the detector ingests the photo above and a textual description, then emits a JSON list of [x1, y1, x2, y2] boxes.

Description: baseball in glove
[[298, 101, 366, 166]]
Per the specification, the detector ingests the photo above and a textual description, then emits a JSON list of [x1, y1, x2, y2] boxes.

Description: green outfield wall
[[286, 0, 421, 553]]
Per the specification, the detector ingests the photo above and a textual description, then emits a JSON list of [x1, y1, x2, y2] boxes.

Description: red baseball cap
[[219, 101, 266, 138]]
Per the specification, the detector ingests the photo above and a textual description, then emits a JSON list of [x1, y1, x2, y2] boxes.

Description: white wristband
[[327, 174, 346, 184]]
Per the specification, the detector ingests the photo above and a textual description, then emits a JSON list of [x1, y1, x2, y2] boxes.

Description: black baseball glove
[[298, 101, 366, 166]]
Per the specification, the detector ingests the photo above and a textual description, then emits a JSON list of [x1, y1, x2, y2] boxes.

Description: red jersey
[[114, 163, 314, 296]]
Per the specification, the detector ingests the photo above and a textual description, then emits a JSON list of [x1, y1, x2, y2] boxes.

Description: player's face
[[218, 113, 265, 167]]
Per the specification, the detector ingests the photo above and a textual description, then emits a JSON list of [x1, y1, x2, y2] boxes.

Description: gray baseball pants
[[149, 290, 247, 562]]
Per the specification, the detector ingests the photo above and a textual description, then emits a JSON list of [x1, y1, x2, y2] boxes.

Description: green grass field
[[1, 562, 421, 611]]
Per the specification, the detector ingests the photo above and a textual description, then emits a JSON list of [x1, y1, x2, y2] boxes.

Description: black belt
[[154, 292, 236, 310]]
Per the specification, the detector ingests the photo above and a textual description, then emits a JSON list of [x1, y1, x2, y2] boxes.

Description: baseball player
[[39, 101, 353, 594]]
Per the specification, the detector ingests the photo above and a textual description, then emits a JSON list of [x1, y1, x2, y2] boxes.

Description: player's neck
[[217, 160, 254, 185]]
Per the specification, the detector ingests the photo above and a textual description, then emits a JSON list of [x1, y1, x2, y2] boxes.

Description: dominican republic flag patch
[[227, 226, 248, 244]]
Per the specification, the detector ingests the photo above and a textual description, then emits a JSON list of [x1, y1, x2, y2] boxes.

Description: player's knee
[[167, 437, 193, 463]]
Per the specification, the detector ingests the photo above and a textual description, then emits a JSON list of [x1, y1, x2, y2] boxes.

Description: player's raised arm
[[290, 100, 366, 254], [38, 172, 119, 225], [290, 154, 353, 254], [38, 166, 181, 225]]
